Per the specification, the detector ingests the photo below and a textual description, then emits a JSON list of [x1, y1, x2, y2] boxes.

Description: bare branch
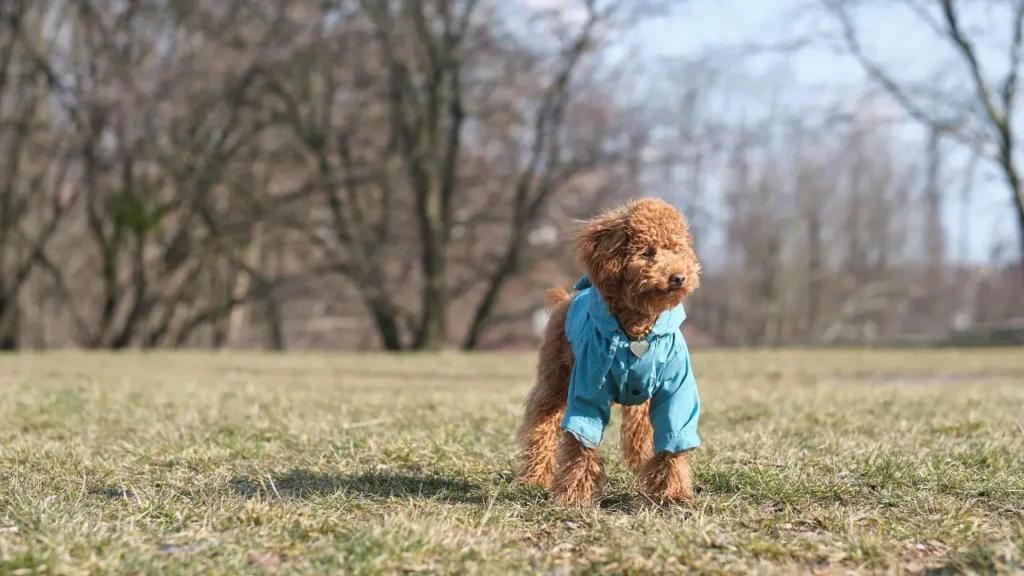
[[939, 0, 1007, 134]]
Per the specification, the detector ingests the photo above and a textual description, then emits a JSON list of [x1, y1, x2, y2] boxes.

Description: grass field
[[1, 349, 1023, 575]]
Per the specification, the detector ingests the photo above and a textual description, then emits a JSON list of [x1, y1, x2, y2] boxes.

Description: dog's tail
[[544, 286, 571, 311]]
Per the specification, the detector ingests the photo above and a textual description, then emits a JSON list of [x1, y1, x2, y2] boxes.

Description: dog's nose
[[669, 274, 685, 288]]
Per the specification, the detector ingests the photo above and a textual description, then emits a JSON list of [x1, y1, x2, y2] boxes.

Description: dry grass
[[1, 349, 1023, 575]]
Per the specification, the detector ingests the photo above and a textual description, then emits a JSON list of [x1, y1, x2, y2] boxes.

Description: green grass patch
[[1, 349, 1023, 574]]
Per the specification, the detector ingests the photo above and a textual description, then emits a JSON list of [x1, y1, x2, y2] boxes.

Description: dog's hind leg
[[516, 371, 569, 488], [516, 295, 573, 488], [619, 402, 654, 474]]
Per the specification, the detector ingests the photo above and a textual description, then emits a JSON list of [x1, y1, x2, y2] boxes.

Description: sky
[[525, 0, 1019, 264]]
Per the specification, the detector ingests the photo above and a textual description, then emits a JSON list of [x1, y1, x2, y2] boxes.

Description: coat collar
[[574, 275, 686, 342]]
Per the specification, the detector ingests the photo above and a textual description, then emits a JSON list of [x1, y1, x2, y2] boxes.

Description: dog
[[516, 198, 702, 505]]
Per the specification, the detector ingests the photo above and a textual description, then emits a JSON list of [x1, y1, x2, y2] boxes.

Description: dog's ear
[[575, 206, 630, 288]]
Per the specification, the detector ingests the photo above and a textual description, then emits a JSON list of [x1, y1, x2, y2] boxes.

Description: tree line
[[0, 0, 1021, 351]]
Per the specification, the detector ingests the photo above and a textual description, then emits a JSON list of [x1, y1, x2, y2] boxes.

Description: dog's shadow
[[228, 468, 646, 512], [230, 468, 489, 504]]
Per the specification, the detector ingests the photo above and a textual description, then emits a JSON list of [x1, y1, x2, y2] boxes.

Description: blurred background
[[0, 0, 1022, 352]]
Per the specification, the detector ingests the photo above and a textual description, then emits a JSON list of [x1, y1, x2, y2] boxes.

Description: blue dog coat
[[561, 275, 700, 454]]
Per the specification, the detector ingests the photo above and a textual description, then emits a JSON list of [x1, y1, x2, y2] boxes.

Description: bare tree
[[824, 0, 1024, 282], [459, 1, 641, 350], [0, 1, 79, 350], [18, 1, 290, 349], [4, 0, 1018, 351], [253, 0, 658, 350]]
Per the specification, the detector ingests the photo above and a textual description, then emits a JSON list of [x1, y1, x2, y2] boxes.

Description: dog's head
[[575, 198, 700, 314]]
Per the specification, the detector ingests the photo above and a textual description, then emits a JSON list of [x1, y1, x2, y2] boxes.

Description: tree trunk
[[0, 295, 18, 351], [367, 297, 404, 351], [995, 137, 1024, 286], [1011, 173, 1024, 286], [415, 210, 447, 351], [923, 129, 945, 288], [462, 246, 519, 350], [807, 210, 823, 334], [227, 223, 265, 348], [265, 294, 285, 351]]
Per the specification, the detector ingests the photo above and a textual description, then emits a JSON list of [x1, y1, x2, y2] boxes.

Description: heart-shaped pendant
[[629, 340, 649, 358]]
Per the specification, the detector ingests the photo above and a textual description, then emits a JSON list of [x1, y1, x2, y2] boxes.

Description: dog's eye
[[642, 248, 656, 259]]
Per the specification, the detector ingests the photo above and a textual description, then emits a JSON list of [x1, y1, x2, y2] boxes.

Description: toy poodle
[[516, 198, 702, 505]]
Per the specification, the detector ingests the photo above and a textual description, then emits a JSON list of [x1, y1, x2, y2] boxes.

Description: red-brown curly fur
[[516, 198, 701, 506]]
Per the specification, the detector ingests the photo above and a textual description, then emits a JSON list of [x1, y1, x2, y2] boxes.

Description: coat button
[[631, 388, 641, 395]]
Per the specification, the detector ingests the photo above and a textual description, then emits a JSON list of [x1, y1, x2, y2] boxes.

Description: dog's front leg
[[639, 450, 694, 504], [551, 431, 607, 506]]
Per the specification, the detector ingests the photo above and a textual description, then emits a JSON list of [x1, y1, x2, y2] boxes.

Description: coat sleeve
[[648, 342, 701, 454], [560, 336, 615, 449]]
